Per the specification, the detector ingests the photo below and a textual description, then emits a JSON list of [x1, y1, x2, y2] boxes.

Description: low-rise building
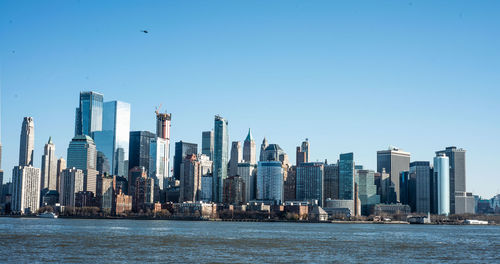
[[374, 203, 411, 216]]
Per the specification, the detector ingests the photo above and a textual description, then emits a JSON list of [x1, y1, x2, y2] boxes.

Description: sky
[[1, 1, 499, 198]]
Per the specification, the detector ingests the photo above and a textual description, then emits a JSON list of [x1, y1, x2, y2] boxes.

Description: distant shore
[[1, 215, 498, 225]]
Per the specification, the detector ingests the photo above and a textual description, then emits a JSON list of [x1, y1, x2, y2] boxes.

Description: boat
[[464, 219, 488, 225], [37, 212, 58, 219]]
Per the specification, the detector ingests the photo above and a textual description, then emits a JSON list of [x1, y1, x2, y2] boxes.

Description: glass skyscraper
[[213, 115, 229, 203], [173, 141, 198, 181], [256, 161, 283, 204], [434, 154, 450, 215], [202, 131, 214, 160], [376, 147, 411, 203], [410, 161, 431, 213], [339, 152, 355, 200], [75, 91, 103, 137], [128, 131, 156, 174], [296, 162, 324, 206], [93, 101, 130, 177], [356, 170, 380, 216]]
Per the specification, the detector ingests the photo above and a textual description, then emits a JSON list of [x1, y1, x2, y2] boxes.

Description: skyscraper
[[56, 158, 66, 193], [376, 147, 411, 202], [67, 135, 98, 194], [296, 139, 310, 166], [229, 141, 242, 177], [399, 171, 416, 211], [434, 154, 450, 215], [59, 168, 84, 207], [435, 147, 466, 215], [75, 91, 103, 137], [154, 111, 171, 190], [19, 117, 35, 167], [213, 115, 229, 203], [237, 162, 257, 202], [339, 153, 355, 200], [128, 131, 156, 173], [243, 129, 256, 164], [223, 175, 245, 205], [356, 170, 380, 216], [256, 161, 283, 204], [41, 137, 57, 190], [202, 130, 214, 160], [93, 101, 130, 177], [259, 138, 268, 162], [173, 141, 198, 181], [12, 166, 41, 214], [179, 154, 201, 202], [296, 162, 324, 206], [410, 161, 431, 213], [324, 163, 339, 201]]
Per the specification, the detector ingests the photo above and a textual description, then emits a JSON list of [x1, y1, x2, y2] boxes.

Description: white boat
[[464, 219, 488, 225], [37, 212, 58, 219]]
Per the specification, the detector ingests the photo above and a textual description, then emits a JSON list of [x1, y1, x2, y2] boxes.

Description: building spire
[[245, 128, 254, 142], [48, 136, 53, 144]]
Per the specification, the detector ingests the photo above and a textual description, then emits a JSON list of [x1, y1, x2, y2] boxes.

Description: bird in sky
[[141, 30, 149, 34]]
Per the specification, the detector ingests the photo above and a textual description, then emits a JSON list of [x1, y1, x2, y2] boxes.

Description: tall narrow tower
[[243, 128, 256, 164], [259, 138, 268, 162], [154, 108, 172, 189], [19, 117, 35, 167], [213, 115, 229, 203], [41, 137, 57, 190]]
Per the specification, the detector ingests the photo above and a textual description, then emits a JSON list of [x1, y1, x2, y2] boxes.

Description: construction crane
[[155, 103, 163, 116]]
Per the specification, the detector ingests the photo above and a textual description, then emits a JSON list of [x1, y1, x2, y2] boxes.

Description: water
[[0, 218, 499, 263]]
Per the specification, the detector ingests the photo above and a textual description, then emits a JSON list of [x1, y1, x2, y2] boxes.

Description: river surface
[[0, 218, 499, 263]]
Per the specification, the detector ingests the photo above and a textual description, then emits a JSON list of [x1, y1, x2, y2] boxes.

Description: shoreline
[[1, 215, 497, 225]]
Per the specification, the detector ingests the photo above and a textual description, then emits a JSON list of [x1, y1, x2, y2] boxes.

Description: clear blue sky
[[1, 1, 499, 198]]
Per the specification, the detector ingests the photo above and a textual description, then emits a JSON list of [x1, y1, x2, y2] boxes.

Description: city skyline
[[1, 1, 500, 198]]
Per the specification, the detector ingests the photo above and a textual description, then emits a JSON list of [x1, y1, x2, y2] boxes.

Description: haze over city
[[1, 1, 499, 198]]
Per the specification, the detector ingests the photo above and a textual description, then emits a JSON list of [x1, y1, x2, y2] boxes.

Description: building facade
[[436, 147, 466, 215], [59, 168, 84, 207], [19, 117, 35, 167], [410, 161, 431, 213], [67, 135, 98, 194], [296, 162, 324, 206], [128, 131, 156, 175], [223, 175, 245, 205], [201, 130, 214, 160], [434, 154, 450, 215], [179, 154, 201, 202], [377, 147, 411, 202], [356, 170, 380, 216], [75, 91, 103, 137], [237, 162, 257, 203], [12, 166, 41, 214], [324, 163, 339, 201], [213, 115, 229, 203], [229, 141, 242, 177], [173, 141, 198, 181], [41, 137, 57, 190], [243, 129, 256, 164], [256, 161, 283, 204], [339, 153, 355, 200]]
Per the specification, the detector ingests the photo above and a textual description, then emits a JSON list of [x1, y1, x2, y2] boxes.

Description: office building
[[339, 153, 355, 200], [223, 175, 245, 205], [455, 191, 475, 214], [296, 139, 309, 165], [128, 131, 156, 174], [154, 110, 171, 190], [261, 144, 287, 163], [356, 170, 380, 215], [434, 154, 450, 215], [19, 117, 35, 167], [259, 138, 268, 162], [128, 166, 147, 198], [67, 135, 98, 194], [436, 147, 466, 215], [12, 166, 41, 214], [100, 175, 115, 212], [256, 161, 283, 204], [399, 171, 416, 211], [324, 163, 339, 201], [96, 151, 111, 175], [410, 161, 431, 213], [229, 141, 242, 176], [59, 168, 84, 207], [296, 162, 324, 206], [133, 173, 155, 212], [200, 175, 213, 202], [179, 154, 201, 202], [213, 115, 229, 203], [284, 166, 296, 201], [75, 91, 103, 137], [173, 141, 198, 181], [243, 129, 256, 164], [93, 101, 130, 177], [237, 162, 257, 202], [56, 158, 66, 193], [202, 130, 214, 160], [41, 137, 57, 190], [377, 147, 411, 202]]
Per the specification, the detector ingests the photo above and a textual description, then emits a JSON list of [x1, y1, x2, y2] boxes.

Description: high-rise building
[[96, 151, 111, 175], [339, 153, 355, 200], [155, 111, 172, 190], [296, 162, 324, 206], [324, 163, 339, 201], [259, 138, 268, 162], [435, 147, 466, 215], [133, 173, 155, 212], [284, 166, 296, 201], [199, 154, 213, 201], [12, 166, 41, 214], [75, 91, 103, 137], [19, 117, 35, 167], [237, 162, 257, 202], [410, 161, 431, 213], [173, 141, 198, 181], [256, 161, 283, 204], [213, 115, 229, 203], [93, 101, 130, 177], [223, 175, 245, 205], [243, 129, 256, 164], [100, 175, 115, 212], [434, 154, 450, 215], [67, 135, 98, 194], [179, 154, 201, 202], [296, 139, 309, 166], [229, 141, 242, 177], [59, 168, 84, 207], [56, 158, 66, 193], [376, 147, 410, 202], [128, 166, 147, 198], [356, 170, 380, 216], [128, 131, 156, 173], [202, 130, 214, 160], [40, 137, 57, 191], [399, 171, 416, 211], [262, 144, 286, 162]]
